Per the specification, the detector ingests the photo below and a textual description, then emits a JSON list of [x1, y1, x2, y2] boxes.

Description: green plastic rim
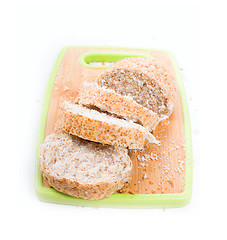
[[35, 46, 193, 208]]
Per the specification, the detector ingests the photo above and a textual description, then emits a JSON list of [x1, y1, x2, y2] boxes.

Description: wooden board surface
[[43, 48, 185, 194]]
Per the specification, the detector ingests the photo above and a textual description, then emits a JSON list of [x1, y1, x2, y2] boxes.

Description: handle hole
[[79, 51, 154, 69]]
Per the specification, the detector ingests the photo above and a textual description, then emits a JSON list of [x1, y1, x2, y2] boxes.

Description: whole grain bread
[[39, 133, 132, 200], [76, 82, 160, 132], [97, 57, 177, 119], [57, 101, 158, 149]]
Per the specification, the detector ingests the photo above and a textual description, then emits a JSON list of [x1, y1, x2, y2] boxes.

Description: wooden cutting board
[[35, 47, 193, 208]]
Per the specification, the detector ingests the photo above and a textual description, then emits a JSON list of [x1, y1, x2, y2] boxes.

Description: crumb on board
[[138, 162, 147, 167], [128, 135, 186, 194], [143, 173, 148, 179], [137, 152, 158, 162], [167, 180, 174, 187]]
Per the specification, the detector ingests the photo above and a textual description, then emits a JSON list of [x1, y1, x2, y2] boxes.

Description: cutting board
[[35, 46, 193, 208]]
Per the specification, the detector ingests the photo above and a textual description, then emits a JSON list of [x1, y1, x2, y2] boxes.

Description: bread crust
[[97, 57, 177, 118], [41, 173, 130, 200], [76, 82, 160, 132], [39, 133, 132, 200], [57, 101, 150, 149]]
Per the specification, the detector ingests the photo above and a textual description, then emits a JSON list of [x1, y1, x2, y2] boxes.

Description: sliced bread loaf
[[97, 57, 177, 119], [57, 101, 158, 149], [39, 133, 132, 200], [76, 82, 160, 132]]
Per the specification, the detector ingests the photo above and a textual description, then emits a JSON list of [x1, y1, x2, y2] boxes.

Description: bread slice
[[97, 57, 177, 119], [39, 133, 132, 200], [76, 82, 160, 132], [57, 101, 158, 149]]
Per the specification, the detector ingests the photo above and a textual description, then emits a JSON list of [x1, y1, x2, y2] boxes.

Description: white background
[[2, 0, 227, 239]]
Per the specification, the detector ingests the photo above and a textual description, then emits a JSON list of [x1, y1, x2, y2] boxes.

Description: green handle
[[79, 51, 154, 69]]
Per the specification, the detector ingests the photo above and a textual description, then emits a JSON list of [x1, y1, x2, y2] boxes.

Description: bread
[[97, 57, 177, 119], [57, 101, 158, 149], [76, 82, 160, 132], [39, 133, 132, 200]]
